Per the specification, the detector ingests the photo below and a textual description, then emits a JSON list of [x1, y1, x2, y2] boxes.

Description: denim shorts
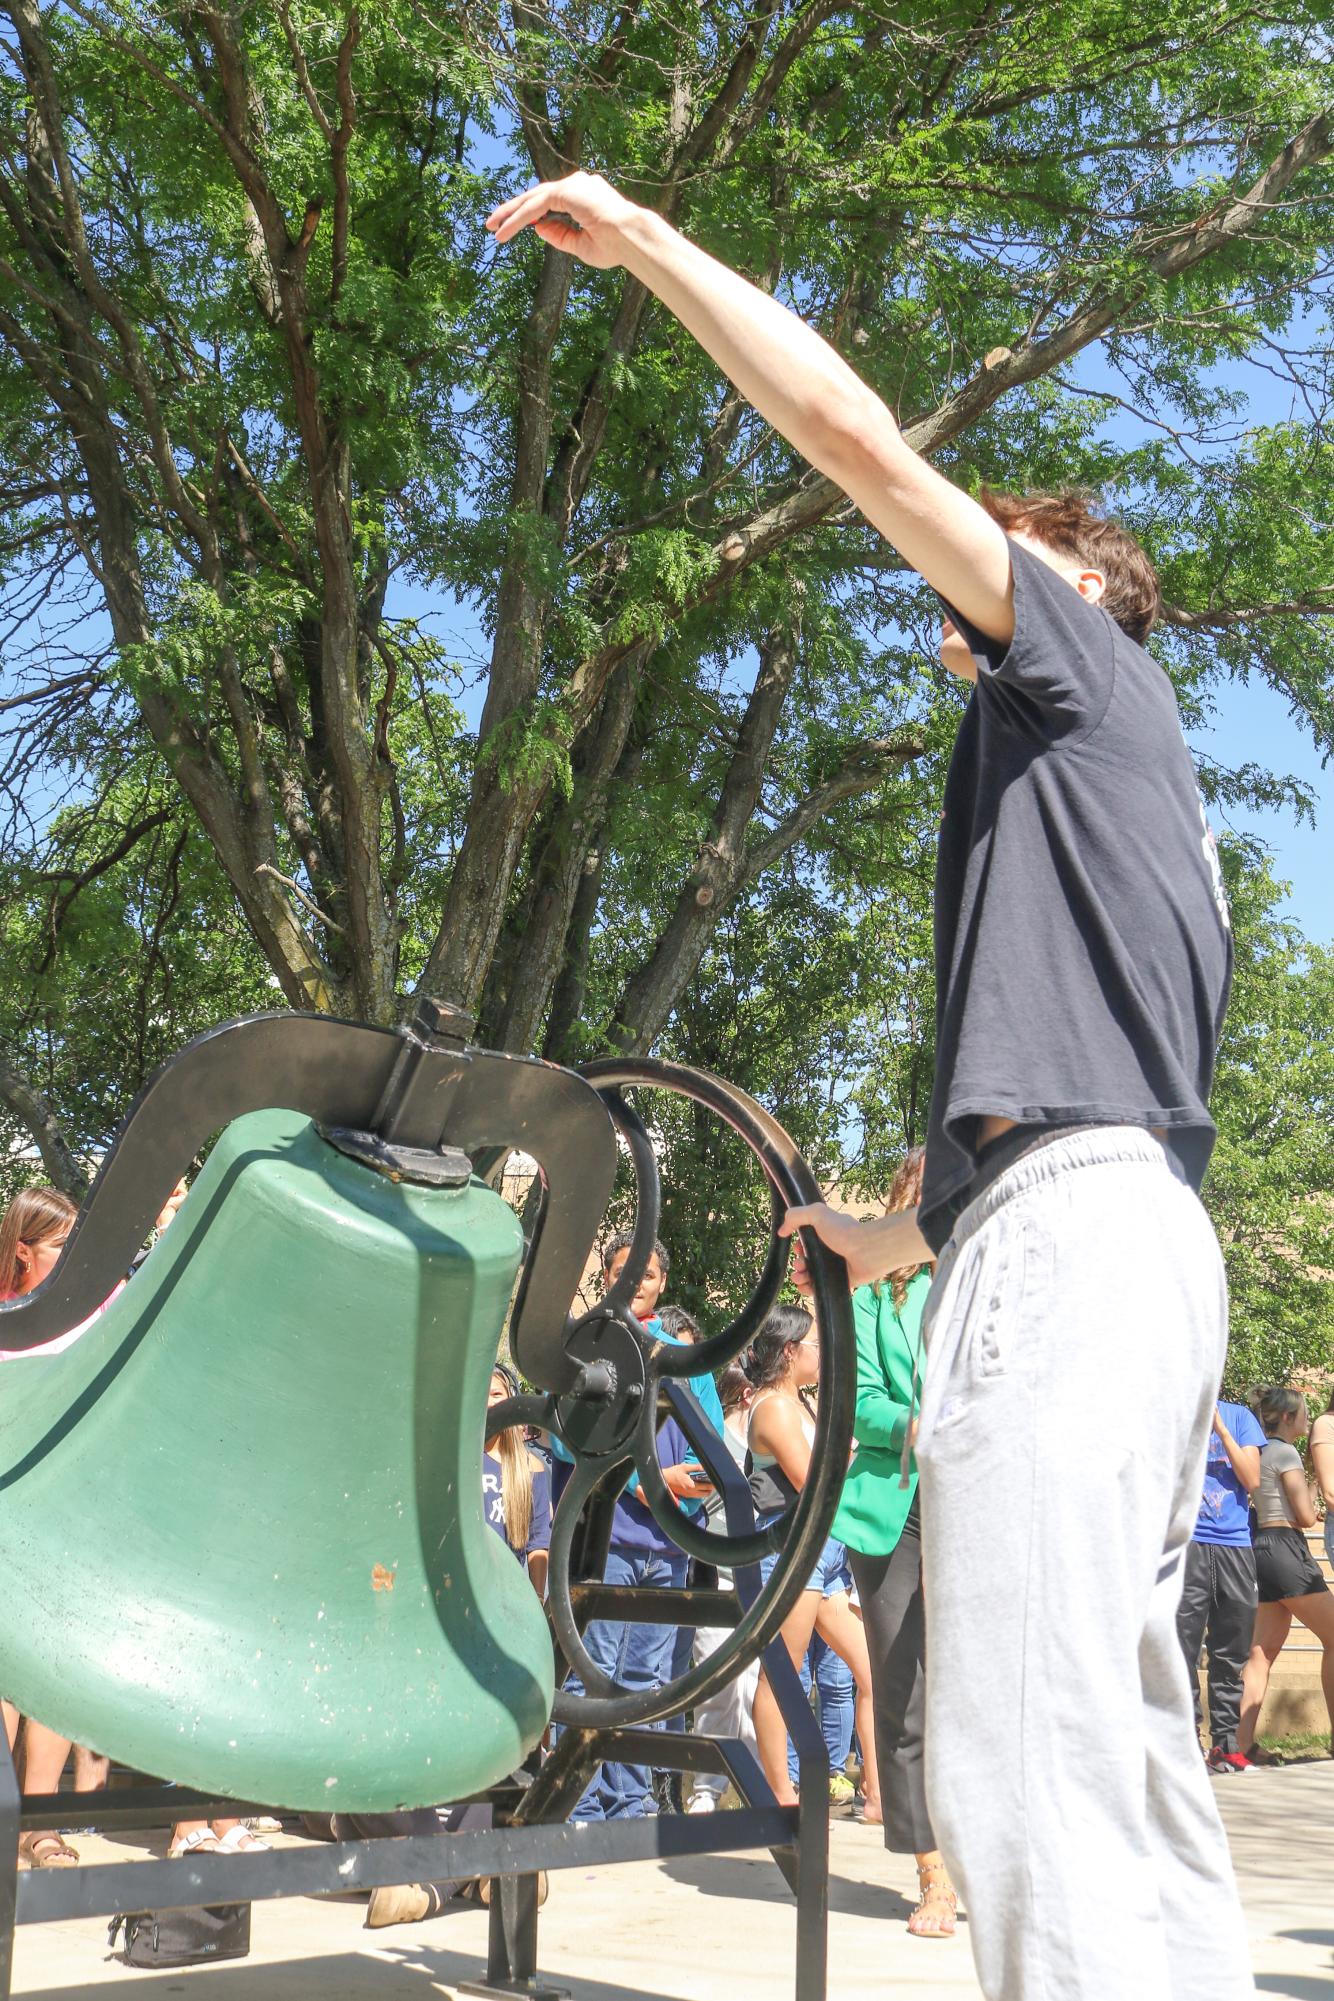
[[756, 1512, 851, 1596]]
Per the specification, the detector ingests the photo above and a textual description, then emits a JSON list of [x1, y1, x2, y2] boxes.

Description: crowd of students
[[1180, 1384, 1334, 1773], [2, 1151, 1330, 1944]]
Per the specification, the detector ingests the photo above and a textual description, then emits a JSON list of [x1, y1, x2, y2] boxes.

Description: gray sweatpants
[[915, 1128, 1254, 2001]]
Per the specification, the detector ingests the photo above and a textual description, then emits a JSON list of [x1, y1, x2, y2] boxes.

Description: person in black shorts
[[1238, 1388, 1334, 1759]]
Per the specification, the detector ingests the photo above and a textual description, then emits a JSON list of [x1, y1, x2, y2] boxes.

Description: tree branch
[[254, 862, 346, 936], [743, 731, 927, 883], [0, 1043, 88, 1196]]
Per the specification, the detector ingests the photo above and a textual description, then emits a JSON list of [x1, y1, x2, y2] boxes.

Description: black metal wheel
[[491, 1058, 855, 1733]]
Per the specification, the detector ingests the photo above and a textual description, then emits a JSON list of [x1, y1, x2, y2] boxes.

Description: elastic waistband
[[949, 1124, 1181, 1252]]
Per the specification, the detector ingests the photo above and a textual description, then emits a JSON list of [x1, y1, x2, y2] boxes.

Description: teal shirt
[[831, 1270, 930, 1558]]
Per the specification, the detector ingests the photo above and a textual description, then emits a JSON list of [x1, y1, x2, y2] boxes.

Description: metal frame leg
[[455, 1727, 596, 2000], [457, 1873, 570, 2001], [0, 1724, 16, 2001], [765, 1632, 829, 2001]]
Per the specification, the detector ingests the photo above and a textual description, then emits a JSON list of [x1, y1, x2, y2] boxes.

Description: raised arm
[[487, 173, 1015, 643], [1212, 1407, 1261, 1495]]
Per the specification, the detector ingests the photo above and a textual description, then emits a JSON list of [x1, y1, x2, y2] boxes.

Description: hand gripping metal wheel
[[490, 1057, 855, 1733]]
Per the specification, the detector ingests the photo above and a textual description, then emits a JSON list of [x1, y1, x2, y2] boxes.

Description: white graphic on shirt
[[482, 1468, 506, 1531], [1197, 795, 1231, 932]]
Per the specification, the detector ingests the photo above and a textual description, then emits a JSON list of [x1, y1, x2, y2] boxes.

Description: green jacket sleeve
[[850, 1284, 915, 1455]]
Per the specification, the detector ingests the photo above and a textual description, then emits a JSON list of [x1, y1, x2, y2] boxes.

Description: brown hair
[[717, 1363, 752, 1415], [0, 1186, 76, 1299], [1254, 1385, 1306, 1440], [879, 1147, 929, 1309], [488, 1367, 535, 1553], [981, 489, 1160, 646], [741, 1306, 813, 1389]]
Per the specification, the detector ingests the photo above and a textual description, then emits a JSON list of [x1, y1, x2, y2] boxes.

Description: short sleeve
[[1270, 1441, 1303, 1476], [936, 536, 1116, 737], [1232, 1406, 1265, 1451], [527, 1464, 552, 1556]]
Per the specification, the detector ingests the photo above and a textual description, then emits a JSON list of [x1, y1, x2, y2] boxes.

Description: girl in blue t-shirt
[[483, 1365, 551, 1598]]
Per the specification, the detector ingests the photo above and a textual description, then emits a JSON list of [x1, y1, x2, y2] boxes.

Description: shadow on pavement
[[659, 1850, 917, 1923], [21, 1942, 693, 2001], [17, 1948, 461, 1999]]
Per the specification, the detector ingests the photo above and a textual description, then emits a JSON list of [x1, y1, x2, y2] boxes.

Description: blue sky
[[1199, 673, 1331, 943], [393, 563, 1332, 950]]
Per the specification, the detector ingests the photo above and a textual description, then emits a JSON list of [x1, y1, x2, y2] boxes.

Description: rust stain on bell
[[371, 1563, 395, 1592]]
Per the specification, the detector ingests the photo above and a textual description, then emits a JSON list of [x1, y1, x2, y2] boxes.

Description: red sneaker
[[1206, 1746, 1256, 1775]]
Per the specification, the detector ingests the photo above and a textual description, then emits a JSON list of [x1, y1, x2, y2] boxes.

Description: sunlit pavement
[[11, 1763, 1333, 1998]]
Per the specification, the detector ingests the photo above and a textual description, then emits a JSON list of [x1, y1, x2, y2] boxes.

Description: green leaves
[[1207, 856, 1334, 1391], [0, 0, 1329, 1382]]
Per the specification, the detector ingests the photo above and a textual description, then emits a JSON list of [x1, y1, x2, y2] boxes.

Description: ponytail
[[1254, 1386, 1304, 1439]]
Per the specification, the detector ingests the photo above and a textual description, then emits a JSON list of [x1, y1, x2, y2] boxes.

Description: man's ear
[[1076, 567, 1106, 606]]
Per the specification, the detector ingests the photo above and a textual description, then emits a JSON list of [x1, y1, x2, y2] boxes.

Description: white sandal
[[215, 1824, 270, 1854], [169, 1828, 222, 1859]]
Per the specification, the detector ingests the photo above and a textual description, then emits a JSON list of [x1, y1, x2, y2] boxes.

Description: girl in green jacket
[[810, 1148, 958, 1939]]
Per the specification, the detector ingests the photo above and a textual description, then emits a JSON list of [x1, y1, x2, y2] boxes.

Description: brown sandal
[[907, 1859, 957, 1938], [19, 1832, 79, 1869], [476, 1872, 549, 1909]]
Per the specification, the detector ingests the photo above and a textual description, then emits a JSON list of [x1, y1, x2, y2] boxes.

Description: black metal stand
[[0, 1708, 825, 2000], [0, 1508, 830, 2001], [0, 1015, 849, 2000]]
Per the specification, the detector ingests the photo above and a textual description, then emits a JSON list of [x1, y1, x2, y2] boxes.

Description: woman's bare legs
[[1288, 1590, 1334, 1745], [16, 1721, 80, 1866], [752, 1590, 821, 1806], [2, 1701, 17, 1754], [1238, 1601, 1289, 1755], [813, 1591, 881, 1817], [73, 1745, 109, 1791], [19, 1720, 71, 1796], [169, 1818, 242, 1855]]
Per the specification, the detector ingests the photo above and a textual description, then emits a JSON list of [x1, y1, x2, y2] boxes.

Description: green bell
[[0, 1107, 553, 1812]]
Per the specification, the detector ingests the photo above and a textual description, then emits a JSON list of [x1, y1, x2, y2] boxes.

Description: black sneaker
[[652, 1771, 682, 1816]]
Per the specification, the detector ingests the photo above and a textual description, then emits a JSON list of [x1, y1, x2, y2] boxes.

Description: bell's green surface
[[0, 1110, 552, 1811]]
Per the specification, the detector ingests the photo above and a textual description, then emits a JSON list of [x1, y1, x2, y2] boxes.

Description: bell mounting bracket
[[0, 1000, 619, 1396]]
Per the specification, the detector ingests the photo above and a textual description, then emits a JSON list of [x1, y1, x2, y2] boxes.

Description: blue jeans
[[564, 1545, 689, 1820], [788, 1634, 856, 1785]]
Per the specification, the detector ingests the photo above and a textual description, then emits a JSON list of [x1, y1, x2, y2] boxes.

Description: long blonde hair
[[488, 1369, 535, 1553], [0, 1187, 76, 1299], [879, 1147, 929, 1309]]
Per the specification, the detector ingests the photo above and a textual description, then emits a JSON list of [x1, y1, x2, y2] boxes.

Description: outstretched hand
[[486, 171, 641, 270], [780, 1203, 881, 1293]]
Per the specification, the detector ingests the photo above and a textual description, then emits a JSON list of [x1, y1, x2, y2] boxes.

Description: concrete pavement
[[10, 1763, 1334, 1999]]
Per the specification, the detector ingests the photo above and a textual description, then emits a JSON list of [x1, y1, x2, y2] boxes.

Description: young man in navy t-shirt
[[1177, 1401, 1264, 1773], [491, 172, 1251, 1997]]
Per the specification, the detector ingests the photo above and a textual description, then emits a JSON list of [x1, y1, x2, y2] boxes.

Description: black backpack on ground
[[108, 1902, 251, 1967]]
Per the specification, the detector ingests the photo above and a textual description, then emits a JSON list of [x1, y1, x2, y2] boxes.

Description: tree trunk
[[495, 664, 644, 1054], [611, 627, 799, 1052], [0, 1049, 89, 1197], [419, 245, 574, 1011]]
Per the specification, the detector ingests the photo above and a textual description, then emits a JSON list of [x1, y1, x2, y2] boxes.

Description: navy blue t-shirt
[[482, 1449, 552, 1562], [1194, 1401, 1265, 1546], [925, 540, 1233, 1251]]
